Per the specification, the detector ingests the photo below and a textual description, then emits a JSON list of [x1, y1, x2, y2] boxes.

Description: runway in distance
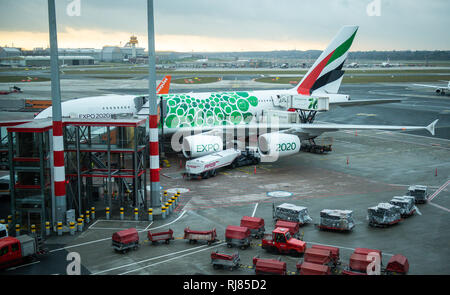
[[35, 25, 438, 161]]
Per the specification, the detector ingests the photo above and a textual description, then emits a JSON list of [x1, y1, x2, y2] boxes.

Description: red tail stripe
[[297, 50, 335, 95]]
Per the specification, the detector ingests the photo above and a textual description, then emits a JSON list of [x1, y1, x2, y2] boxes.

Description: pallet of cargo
[[211, 250, 241, 271], [367, 203, 402, 228], [112, 228, 140, 253], [273, 203, 312, 225], [406, 185, 429, 204], [389, 196, 417, 218], [316, 209, 355, 232]]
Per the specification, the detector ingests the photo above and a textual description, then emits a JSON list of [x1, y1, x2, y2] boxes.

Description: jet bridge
[[272, 95, 329, 124]]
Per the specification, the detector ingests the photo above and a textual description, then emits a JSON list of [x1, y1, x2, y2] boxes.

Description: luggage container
[[148, 228, 174, 245], [297, 261, 331, 275], [112, 228, 140, 253], [407, 185, 428, 204], [225, 225, 251, 249], [211, 250, 241, 271], [253, 256, 287, 275], [275, 220, 302, 239], [184, 227, 217, 245], [368, 203, 402, 228], [240, 216, 265, 238], [316, 209, 355, 232], [348, 253, 371, 274], [302, 248, 332, 266], [354, 247, 383, 264], [386, 254, 409, 275], [311, 245, 340, 266], [390, 196, 416, 217], [273, 203, 312, 225]]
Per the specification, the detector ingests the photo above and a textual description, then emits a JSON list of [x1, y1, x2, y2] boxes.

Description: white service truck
[[184, 148, 261, 179]]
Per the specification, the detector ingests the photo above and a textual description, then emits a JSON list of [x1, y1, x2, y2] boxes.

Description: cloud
[[0, 0, 449, 51]]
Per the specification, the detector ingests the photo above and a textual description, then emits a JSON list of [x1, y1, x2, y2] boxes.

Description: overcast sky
[[0, 0, 449, 52]]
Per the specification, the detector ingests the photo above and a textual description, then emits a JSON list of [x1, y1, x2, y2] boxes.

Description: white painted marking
[[428, 180, 450, 201], [429, 202, 450, 213], [251, 203, 259, 217], [118, 243, 226, 275], [6, 260, 40, 271]]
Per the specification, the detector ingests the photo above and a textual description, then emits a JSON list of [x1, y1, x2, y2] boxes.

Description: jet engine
[[258, 132, 300, 160], [182, 134, 223, 158]]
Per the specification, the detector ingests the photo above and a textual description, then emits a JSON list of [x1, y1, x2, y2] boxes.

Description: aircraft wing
[[330, 99, 401, 107], [169, 119, 438, 137], [413, 84, 441, 89]]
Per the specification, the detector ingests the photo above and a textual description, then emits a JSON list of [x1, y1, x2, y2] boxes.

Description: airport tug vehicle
[[261, 227, 306, 256], [0, 234, 48, 270]]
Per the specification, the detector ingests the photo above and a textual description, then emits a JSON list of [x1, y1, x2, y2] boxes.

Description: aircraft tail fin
[[293, 25, 358, 95], [156, 75, 171, 94]]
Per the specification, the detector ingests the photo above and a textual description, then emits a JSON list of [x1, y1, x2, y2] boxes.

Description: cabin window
[[11, 243, 19, 252], [0, 246, 8, 256]]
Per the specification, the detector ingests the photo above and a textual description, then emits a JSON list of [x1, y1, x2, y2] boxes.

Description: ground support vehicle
[[406, 185, 429, 204], [300, 137, 333, 154], [368, 203, 402, 228], [148, 229, 174, 245], [316, 209, 355, 232], [210, 251, 240, 271], [225, 225, 251, 249], [389, 196, 417, 217], [112, 228, 140, 253], [184, 227, 217, 245], [252, 256, 286, 275], [240, 216, 265, 239], [297, 261, 331, 275], [261, 227, 306, 256], [231, 147, 260, 168], [184, 149, 240, 179], [0, 235, 48, 269], [273, 203, 312, 224]]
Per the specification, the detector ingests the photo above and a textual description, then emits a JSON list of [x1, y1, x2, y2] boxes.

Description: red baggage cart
[[386, 254, 409, 275], [184, 227, 217, 245], [253, 256, 286, 275], [354, 247, 382, 265], [112, 228, 140, 253], [311, 245, 340, 266], [148, 228, 174, 245], [211, 251, 241, 271], [225, 225, 251, 249], [303, 248, 332, 266], [240, 216, 265, 238], [297, 261, 331, 275], [275, 220, 302, 239]]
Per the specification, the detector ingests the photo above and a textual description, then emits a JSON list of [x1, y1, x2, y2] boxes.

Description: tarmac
[[0, 72, 449, 275]]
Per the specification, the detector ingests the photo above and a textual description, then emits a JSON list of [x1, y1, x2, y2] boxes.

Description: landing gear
[[300, 138, 332, 154], [297, 110, 318, 124]]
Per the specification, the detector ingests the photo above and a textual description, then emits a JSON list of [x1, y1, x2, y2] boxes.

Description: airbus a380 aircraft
[[35, 25, 438, 160]]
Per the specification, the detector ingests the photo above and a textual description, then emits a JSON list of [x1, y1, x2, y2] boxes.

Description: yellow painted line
[[237, 168, 252, 175], [220, 172, 230, 176]]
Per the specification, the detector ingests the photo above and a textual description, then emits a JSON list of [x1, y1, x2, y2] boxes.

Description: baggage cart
[[184, 227, 217, 245], [302, 248, 333, 266], [210, 250, 240, 271], [225, 225, 251, 249], [253, 256, 286, 275], [386, 254, 409, 275], [275, 220, 303, 239], [240, 216, 265, 238], [311, 245, 340, 267], [316, 209, 355, 232], [297, 261, 331, 275], [148, 228, 174, 245], [112, 228, 140, 253]]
